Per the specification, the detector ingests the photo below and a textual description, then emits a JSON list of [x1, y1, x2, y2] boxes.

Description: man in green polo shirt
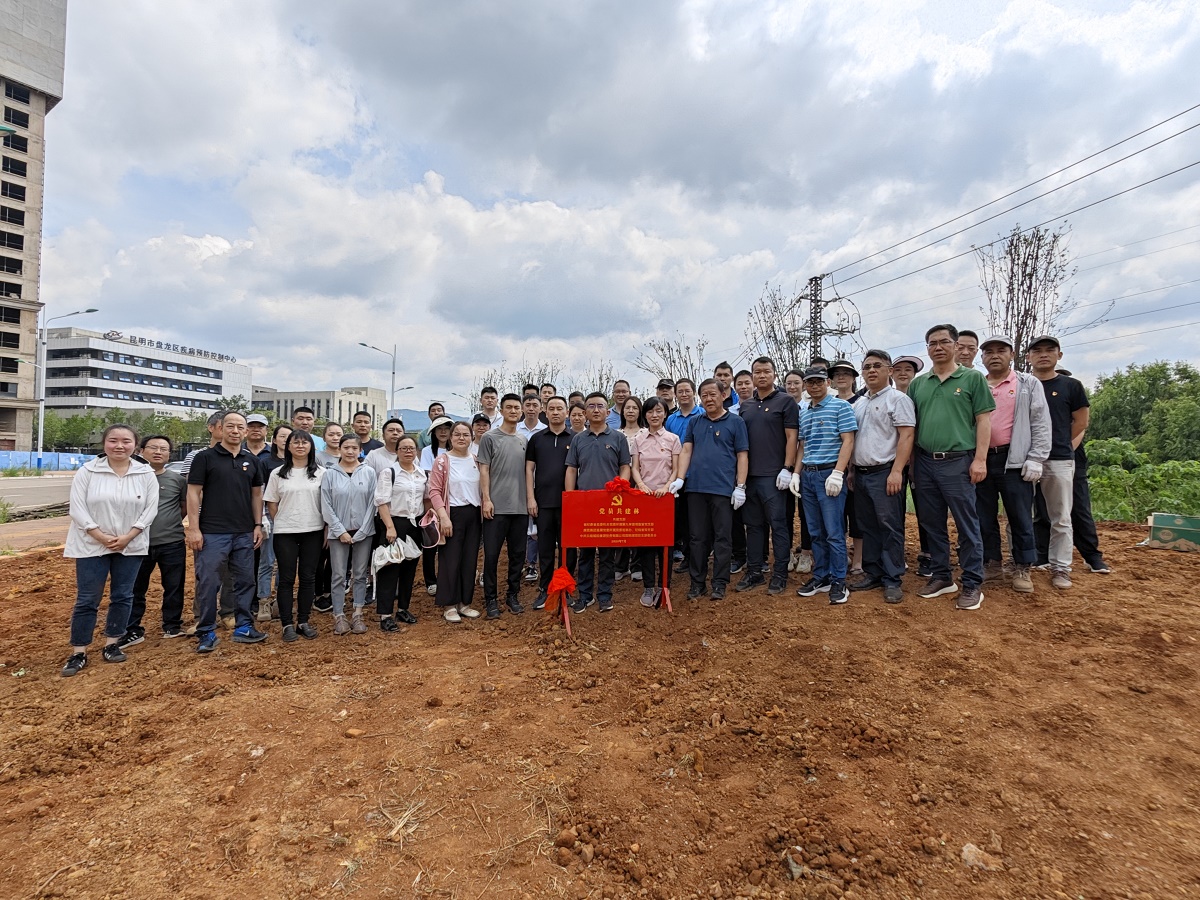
[[907, 323, 995, 611]]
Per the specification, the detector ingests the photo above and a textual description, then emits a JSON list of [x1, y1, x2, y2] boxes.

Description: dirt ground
[[2, 519, 1199, 900]]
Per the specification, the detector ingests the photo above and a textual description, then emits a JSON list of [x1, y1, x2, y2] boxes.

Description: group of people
[[60, 324, 1109, 676]]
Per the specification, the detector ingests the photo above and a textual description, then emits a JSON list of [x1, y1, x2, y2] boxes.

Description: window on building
[[0, 231, 22, 251], [0, 256, 21, 275], [2, 135, 27, 154], [4, 84, 30, 105], [3, 107, 29, 129], [101, 352, 114, 362], [0, 356, 18, 374], [2, 157, 26, 178], [0, 281, 19, 299], [0, 380, 16, 397], [0, 305, 18, 324], [0, 331, 18, 349], [0, 206, 24, 226], [1, 181, 24, 202]]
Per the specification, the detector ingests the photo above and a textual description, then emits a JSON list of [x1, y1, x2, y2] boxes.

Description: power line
[[1071, 318, 1200, 347], [836, 158, 1200, 302], [834, 121, 1200, 287], [1075, 222, 1200, 260], [1098, 298, 1200, 323], [829, 101, 1200, 276], [1077, 238, 1200, 274]]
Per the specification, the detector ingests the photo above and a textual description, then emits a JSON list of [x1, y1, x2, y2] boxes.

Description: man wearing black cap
[[1026, 336, 1089, 589], [978, 335, 1051, 594], [906, 324, 995, 611], [655, 379, 677, 416]]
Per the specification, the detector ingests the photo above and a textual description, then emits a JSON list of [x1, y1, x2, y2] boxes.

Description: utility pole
[[791, 275, 856, 363]]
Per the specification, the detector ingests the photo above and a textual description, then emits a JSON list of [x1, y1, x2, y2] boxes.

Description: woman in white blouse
[[428, 422, 483, 623], [61, 424, 160, 677], [374, 435, 428, 629], [263, 431, 325, 642], [320, 434, 377, 636]]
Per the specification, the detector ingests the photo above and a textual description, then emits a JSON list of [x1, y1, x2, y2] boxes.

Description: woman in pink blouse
[[630, 397, 682, 607], [427, 421, 483, 623]]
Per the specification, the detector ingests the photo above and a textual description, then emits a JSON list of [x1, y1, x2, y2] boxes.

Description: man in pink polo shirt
[[976, 335, 1052, 594]]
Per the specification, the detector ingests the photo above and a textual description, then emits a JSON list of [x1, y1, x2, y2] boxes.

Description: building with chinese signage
[[44, 327, 253, 416], [0, 0, 66, 449]]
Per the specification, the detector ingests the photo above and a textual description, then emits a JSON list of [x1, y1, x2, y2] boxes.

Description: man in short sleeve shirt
[[478, 393, 530, 619], [565, 393, 632, 613], [907, 324, 995, 611], [675, 378, 749, 601]]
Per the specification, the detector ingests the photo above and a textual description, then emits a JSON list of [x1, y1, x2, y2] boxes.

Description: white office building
[[45, 327, 253, 415], [0, 0, 66, 449], [252, 385, 386, 428]]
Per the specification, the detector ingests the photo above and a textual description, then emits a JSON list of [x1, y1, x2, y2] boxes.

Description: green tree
[[1089, 361, 1200, 447], [1139, 396, 1200, 463], [216, 394, 251, 415]]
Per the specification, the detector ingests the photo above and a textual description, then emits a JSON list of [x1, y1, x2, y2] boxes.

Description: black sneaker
[[486, 601, 501, 620], [396, 609, 418, 625], [735, 573, 766, 592], [570, 596, 587, 613], [117, 628, 144, 650], [847, 577, 883, 592], [730, 559, 746, 575], [312, 595, 334, 614], [828, 582, 848, 605], [505, 596, 525, 615], [710, 584, 726, 601], [767, 576, 787, 595], [161, 625, 185, 639], [61, 652, 87, 677], [102, 643, 128, 663], [956, 585, 983, 610], [673, 559, 690, 574], [598, 596, 614, 612], [533, 592, 547, 611], [916, 555, 933, 578], [883, 585, 904, 604], [282, 624, 298, 642], [296, 623, 318, 640], [1089, 561, 1112, 574], [797, 577, 831, 597], [379, 616, 400, 632], [196, 631, 219, 653], [687, 583, 706, 600]]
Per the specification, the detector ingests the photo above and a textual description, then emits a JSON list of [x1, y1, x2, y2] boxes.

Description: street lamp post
[[36, 308, 98, 468]]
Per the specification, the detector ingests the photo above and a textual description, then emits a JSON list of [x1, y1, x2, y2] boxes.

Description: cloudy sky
[[41, 0, 1200, 414]]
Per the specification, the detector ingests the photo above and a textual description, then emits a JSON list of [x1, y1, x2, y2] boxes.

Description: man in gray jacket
[[977, 335, 1051, 593]]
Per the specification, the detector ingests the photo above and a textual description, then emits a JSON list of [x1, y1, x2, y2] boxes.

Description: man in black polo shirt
[[186, 411, 267, 653], [736, 356, 799, 594], [352, 409, 384, 455], [565, 392, 632, 613], [526, 396, 575, 610]]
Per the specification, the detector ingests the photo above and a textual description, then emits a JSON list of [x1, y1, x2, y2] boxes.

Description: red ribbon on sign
[[604, 477, 632, 493]]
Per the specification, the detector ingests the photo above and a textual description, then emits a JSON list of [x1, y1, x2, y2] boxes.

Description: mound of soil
[[2, 520, 1198, 899]]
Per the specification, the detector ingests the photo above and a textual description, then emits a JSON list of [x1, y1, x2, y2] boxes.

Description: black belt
[[855, 461, 894, 474], [919, 449, 970, 460], [987, 444, 1010, 455], [801, 462, 836, 471]]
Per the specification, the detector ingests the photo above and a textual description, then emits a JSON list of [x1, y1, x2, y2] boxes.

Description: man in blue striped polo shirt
[[790, 365, 857, 605]]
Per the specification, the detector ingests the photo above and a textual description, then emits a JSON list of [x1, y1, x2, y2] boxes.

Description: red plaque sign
[[560, 489, 675, 549]]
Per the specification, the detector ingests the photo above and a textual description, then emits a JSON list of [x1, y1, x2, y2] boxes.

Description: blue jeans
[[194, 532, 256, 634], [743, 475, 790, 581], [800, 468, 848, 582], [70, 553, 144, 647], [256, 530, 276, 598], [914, 452, 984, 588], [976, 448, 1036, 565], [853, 467, 906, 587]]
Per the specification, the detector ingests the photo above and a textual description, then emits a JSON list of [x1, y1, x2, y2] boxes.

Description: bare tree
[[975, 222, 1091, 369], [630, 333, 709, 385], [743, 283, 808, 373], [469, 359, 566, 411]]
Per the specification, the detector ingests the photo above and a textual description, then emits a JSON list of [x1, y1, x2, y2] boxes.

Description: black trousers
[[674, 493, 691, 560], [437, 505, 481, 608], [482, 512, 528, 604], [853, 468, 906, 587], [273, 530, 323, 626], [638, 546, 671, 590], [129, 540, 187, 631], [375, 515, 421, 617], [687, 492, 733, 591], [976, 448, 1036, 565], [422, 546, 438, 587], [536, 506, 577, 593]]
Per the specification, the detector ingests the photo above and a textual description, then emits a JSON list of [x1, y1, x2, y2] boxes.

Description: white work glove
[[261, 518, 272, 539], [1021, 460, 1043, 483], [668, 478, 684, 495], [789, 472, 801, 497], [775, 468, 792, 491], [824, 470, 844, 497], [731, 486, 746, 510]]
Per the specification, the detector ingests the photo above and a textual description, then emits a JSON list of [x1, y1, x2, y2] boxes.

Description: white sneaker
[[457, 604, 481, 619], [426, 584, 437, 596], [443, 607, 462, 623]]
